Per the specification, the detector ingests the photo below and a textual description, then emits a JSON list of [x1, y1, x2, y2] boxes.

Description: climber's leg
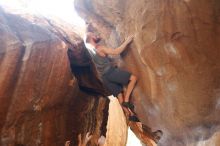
[[124, 74, 137, 102], [102, 67, 138, 120], [121, 75, 137, 114], [103, 67, 136, 101], [104, 67, 137, 107], [117, 93, 123, 104], [117, 93, 130, 116], [118, 93, 140, 122]]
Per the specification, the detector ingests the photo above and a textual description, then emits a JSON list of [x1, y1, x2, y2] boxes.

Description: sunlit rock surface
[[75, 0, 220, 145]]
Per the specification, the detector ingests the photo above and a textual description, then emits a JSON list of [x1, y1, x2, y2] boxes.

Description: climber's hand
[[125, 35, 134, 44], [84, 132, 93, 145], [65, 141, 70, 146], [78, 132, 93, 146]]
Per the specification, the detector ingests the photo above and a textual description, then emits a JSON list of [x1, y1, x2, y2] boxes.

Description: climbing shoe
[[129, 115, 140, 122], [122, 102, 135, 111]]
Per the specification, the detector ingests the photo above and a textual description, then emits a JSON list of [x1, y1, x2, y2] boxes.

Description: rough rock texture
[[75, 0, 220, 145], [0, 7, 108, 146], [0, 7, 74, 146]]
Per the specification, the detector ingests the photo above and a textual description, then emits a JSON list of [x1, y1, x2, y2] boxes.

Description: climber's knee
[[130, 74, 137, 83], [117, 93, 123, 104]]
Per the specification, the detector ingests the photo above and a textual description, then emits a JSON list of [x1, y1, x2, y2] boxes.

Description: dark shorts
[[102, 67, 131, 97]]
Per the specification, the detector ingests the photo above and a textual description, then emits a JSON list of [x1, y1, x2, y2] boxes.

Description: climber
[[85, 25, 139, 122]]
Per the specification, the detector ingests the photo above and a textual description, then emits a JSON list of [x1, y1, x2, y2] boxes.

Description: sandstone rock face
[[75, 0, 220, 145], [0, 5, 113, 146], [0, 7, 76, 146], [0, 7, 108, 146]]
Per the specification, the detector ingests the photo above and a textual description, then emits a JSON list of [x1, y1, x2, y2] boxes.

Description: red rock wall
[[0, 6, 110, 146], [0, 8, 76, 146], [75, 0, 220, 145]]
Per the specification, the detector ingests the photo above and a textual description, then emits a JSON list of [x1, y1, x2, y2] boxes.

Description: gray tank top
[[87, 47, 111, 76]]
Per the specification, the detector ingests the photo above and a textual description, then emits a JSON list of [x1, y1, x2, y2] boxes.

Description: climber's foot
[[129, 115, 140, 122], [122, 102, 135, 112]]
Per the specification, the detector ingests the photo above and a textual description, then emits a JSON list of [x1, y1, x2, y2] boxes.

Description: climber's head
[[86, 32, 101, 44], [85, 23, 101, 45]]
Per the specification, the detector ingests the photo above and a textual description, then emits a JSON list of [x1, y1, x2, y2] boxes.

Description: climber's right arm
[[99, 35, 134, 55]]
